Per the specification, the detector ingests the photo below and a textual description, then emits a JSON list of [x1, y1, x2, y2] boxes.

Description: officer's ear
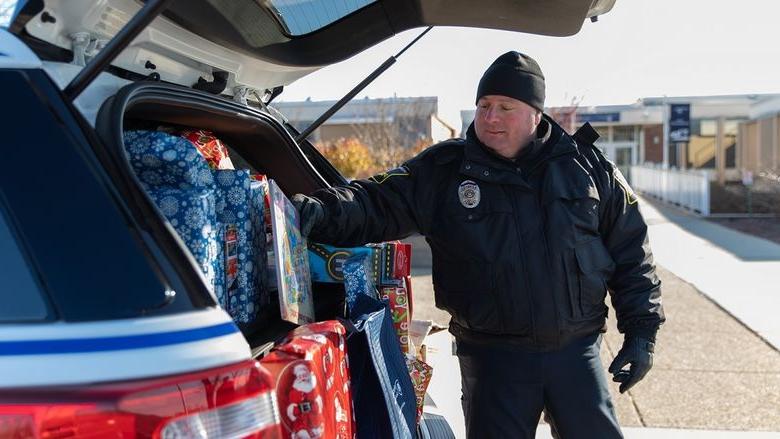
[[533, 110, 542, 127]]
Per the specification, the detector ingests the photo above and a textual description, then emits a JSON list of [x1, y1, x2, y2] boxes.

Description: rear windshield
[[264, 0, 375, 35], [0, 0, 21, 28]]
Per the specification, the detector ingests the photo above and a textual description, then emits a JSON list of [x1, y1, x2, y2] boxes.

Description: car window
[[0, 0, 21, 28], [266, 0, 375, 36], [0, 203, 53, 322], [0, 70, 203, 322]]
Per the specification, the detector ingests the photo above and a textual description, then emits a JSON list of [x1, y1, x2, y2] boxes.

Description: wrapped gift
[[123, 130, 269, 327], [309, 241, 411, 286], [123, 130, 215, 191], [212, 169, 267, 325], [308, 243, 382, 284], [147, 188, 221, 299], [406, 357, 434, 422], [392, 243, 412, 278], [380, 242, 412, 286], [343, 254, 378, 314], [251, 176, 277, 290], [180, 129, 235, 170], [380, 285, 410, 354], [257, 177, 315, 324], [261, 321, 354, 439]]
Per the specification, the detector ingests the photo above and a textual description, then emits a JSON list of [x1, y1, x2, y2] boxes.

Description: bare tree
[[348, 97, 435, 170], [547, 95, 583, 134]]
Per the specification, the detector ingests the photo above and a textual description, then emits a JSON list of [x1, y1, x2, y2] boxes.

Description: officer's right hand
[[291, 194, 324, 237]]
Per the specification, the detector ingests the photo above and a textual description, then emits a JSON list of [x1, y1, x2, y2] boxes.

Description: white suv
[[0, 1, 615, 437]]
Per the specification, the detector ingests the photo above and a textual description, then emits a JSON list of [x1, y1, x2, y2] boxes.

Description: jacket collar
[[461, 115, 578, 186]]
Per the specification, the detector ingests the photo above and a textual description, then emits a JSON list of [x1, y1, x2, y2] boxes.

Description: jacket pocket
[[432, 257, 504, 333], [565, 238, 615, 320], [543, 166, 602, 239]]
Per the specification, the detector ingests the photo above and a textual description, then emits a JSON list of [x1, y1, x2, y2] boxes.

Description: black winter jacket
[[309, 116, 664, 351]]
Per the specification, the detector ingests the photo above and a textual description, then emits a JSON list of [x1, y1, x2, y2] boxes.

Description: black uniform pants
[[457, 333, 622, 439]]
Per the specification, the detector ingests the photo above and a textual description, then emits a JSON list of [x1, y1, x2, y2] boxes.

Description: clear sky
[[278, 0, 780, 127]]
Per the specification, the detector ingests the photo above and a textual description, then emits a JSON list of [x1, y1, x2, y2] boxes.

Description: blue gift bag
[[344, 293, 417, 439]]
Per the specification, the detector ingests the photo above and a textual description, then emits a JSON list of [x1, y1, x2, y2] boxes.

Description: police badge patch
[[458, 180, 481, 208]]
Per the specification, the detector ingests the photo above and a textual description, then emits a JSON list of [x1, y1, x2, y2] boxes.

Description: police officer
[[293, 51, 664, 439]]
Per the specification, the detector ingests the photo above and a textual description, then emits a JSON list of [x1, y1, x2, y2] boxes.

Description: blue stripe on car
[[0, 321, 239, 355]]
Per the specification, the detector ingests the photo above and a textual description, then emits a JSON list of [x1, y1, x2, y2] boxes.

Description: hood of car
[[17, 0, 615, 97]]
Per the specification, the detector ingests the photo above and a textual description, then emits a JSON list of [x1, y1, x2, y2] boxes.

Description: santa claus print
[[285, 363, 325, 439], [322, 346, 335, 391]]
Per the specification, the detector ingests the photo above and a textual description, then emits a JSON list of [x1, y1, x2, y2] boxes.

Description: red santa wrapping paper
[[260, 321, 355, 439]]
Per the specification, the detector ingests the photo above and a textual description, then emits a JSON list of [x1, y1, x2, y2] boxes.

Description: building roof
[[641, 93, 780, 106], [273, 96, 438, 124]]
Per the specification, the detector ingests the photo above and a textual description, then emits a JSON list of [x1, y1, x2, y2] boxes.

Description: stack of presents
[[123, 128, 434, 438]]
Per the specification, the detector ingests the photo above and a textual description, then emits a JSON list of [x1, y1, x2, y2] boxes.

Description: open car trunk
[[96, 82, 348, 354]]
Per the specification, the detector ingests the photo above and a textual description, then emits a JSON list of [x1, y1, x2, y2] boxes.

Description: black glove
[[608, 336, 655, 394], [291, 194, 324, 238]]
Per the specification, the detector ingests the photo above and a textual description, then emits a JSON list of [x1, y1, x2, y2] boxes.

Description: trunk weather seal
[[105, 83, 330, 187]]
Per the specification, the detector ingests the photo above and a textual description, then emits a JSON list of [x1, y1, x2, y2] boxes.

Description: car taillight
[[0, 360, 281, 438]]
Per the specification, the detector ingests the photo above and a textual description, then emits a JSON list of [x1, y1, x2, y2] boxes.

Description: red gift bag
[[261, 321, 355, 439]]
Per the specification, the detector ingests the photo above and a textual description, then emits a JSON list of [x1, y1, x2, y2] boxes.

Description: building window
[[613, 125, 636, 142], [593, 125, 610, 143], [688, 119, 717, 169]]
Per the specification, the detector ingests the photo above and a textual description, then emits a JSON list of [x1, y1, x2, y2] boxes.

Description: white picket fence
[[630, 165, 710, 216]]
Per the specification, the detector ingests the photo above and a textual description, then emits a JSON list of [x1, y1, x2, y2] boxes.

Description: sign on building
[[669, 103, 691, 142], [578, 112, 621, 123]]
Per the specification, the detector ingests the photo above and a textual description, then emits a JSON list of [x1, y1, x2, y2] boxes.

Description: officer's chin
[[491, 145, 519, 160]]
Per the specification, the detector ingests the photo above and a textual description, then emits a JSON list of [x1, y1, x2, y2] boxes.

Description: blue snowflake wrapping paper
[[147, 188, 221, 300], [123, 130, 214, 191], [343, 253, 379, 315], [213, 169, 267, 324], [122, 130, 268, 325]]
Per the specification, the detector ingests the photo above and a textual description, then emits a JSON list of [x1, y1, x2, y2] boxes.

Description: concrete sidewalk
[[639, 196, 780, 350], [424, 330, 780, 439], [411, 195, 780, 438]]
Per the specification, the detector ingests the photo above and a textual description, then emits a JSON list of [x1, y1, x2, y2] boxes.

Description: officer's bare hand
[[291, 193, 324, 237], [608, 336, 655, 393]]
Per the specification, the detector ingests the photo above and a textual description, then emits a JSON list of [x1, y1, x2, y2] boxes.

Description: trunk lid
[[14, 0, 615, 96]]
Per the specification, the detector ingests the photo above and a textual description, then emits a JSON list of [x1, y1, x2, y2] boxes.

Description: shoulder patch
[[614, 168, 638, 205], [368, 166, 410, 184]]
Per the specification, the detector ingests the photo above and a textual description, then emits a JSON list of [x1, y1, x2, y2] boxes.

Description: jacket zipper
[[536, 188, 562, 348], [503, 184, 537, 345]]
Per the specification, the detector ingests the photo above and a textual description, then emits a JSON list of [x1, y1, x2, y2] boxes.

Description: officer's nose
[[481, 106, 499, 124]]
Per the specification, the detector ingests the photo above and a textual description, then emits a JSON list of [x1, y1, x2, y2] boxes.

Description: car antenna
[[295, 26, 433, 143], [63, 0, 172, 101]]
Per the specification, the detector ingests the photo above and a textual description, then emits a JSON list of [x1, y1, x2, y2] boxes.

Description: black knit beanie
[[476, 51, 545, 112]]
